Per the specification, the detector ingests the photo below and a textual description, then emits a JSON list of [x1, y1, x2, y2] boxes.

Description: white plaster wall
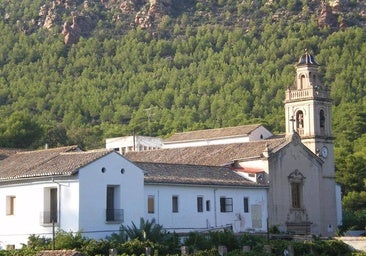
[[0, 178, 78, 249], [144, 185, 267, 233], [78, 152, 144, 240], [163, 137, 250, 149], [106, 136, 135, 149], [106, 136, 163, 151], [248, 126, 273, 141]]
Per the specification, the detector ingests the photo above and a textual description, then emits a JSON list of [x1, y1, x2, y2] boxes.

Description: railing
[[106, 209, 124, 222], [40, 211, 57, 225], [285, 88, 330, 101]]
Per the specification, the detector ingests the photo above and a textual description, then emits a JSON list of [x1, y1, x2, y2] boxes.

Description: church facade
[[280, 50, 338, 235]]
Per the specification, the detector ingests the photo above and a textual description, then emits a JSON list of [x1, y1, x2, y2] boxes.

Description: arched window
[[299, 74, 306, 89], [320, 110, 325, 129], [296, 111, 304, 135]]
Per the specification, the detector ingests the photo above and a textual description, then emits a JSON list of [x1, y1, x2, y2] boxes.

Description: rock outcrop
[[133, 0, 172, 29], [318, 2, 338, 28], [61, 14, 94, 45]]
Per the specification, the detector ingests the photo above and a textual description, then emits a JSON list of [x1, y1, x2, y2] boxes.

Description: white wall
[[78, 152, 144, 240], [248, 126, 273, 141], [0, 152, 145, 248], [162, 137, 251, 149], [144, 184, 268, 233], [163, 126, 273, 149], [0, 178, 78, 249], [106, 136, 163, 153]]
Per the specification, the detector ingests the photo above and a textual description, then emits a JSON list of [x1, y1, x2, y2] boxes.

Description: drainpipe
[[57, 182, 61, 230], [157, 190, 160, 224], [52, 178, 61, 230], [214, 189, 217, 227]]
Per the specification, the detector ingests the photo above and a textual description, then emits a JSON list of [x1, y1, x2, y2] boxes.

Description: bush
[[208, 230, 239, 251], [237, 233, 267, 252], [184, 232, 212, 251], [117, 239, 169, 256]]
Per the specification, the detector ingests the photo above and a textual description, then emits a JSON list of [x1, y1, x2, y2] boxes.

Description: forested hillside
[[1, 0, 366, 230]]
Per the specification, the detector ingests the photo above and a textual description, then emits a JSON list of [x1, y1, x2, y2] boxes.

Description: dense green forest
[[0, 0, 366, 231]]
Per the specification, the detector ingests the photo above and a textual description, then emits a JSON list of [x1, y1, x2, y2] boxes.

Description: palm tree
[[122, 218, 167, 243]]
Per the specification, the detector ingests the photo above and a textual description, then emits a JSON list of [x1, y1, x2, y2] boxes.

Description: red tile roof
[[164, 124, 263, 143], [126, 137, 287, 166], [0, 146, 113, 181], [0, 148, 23, 160], [135, 162, 266, 187]]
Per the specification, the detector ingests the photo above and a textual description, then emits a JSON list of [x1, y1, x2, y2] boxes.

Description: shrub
[[117, 239, 168, 256], [54, 230, 88, 250], [237, 233, 267, 252], [208, 230, 239, 251], [184, 232, 212, 251]]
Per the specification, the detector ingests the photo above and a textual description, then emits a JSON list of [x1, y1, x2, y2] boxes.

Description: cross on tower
[[289, 116, 296, 132]]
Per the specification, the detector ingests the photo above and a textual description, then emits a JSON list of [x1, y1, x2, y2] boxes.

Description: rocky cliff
[[4, 0, 366, 45]]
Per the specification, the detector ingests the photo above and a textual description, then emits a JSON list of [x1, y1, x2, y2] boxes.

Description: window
[[42, 188, 57, 224], [320, 110, 325, 128], [220, 197, 233, 212], [300, 74, 306, 89], [197, 196, 203, 212], [148, 195, 155, 214], [50, 188, 58, 222], [206, 200, 211, 211], [296, 111, 304, 129], [6, 196, 15, 215], [244, 197, 249, 213], [291, 183, 301, 208], [172, 196, 178, 213], [106, 185, 122, 222]]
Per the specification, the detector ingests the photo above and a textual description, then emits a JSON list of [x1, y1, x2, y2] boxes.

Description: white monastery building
[[0, 146, 144, 249], [0, 51, 341, 248]]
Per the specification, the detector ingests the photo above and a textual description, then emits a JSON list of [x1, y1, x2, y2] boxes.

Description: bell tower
[[284, 50, 338, 236], [284, 50, 334, 162]]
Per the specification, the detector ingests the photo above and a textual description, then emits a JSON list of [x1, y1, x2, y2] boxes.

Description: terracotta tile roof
[[0, 148, 23, 160], [0, 146, 113, 181], [135, 162, 265, 187], [126, 137, 287, 166], [164, 124, 262, 143]]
